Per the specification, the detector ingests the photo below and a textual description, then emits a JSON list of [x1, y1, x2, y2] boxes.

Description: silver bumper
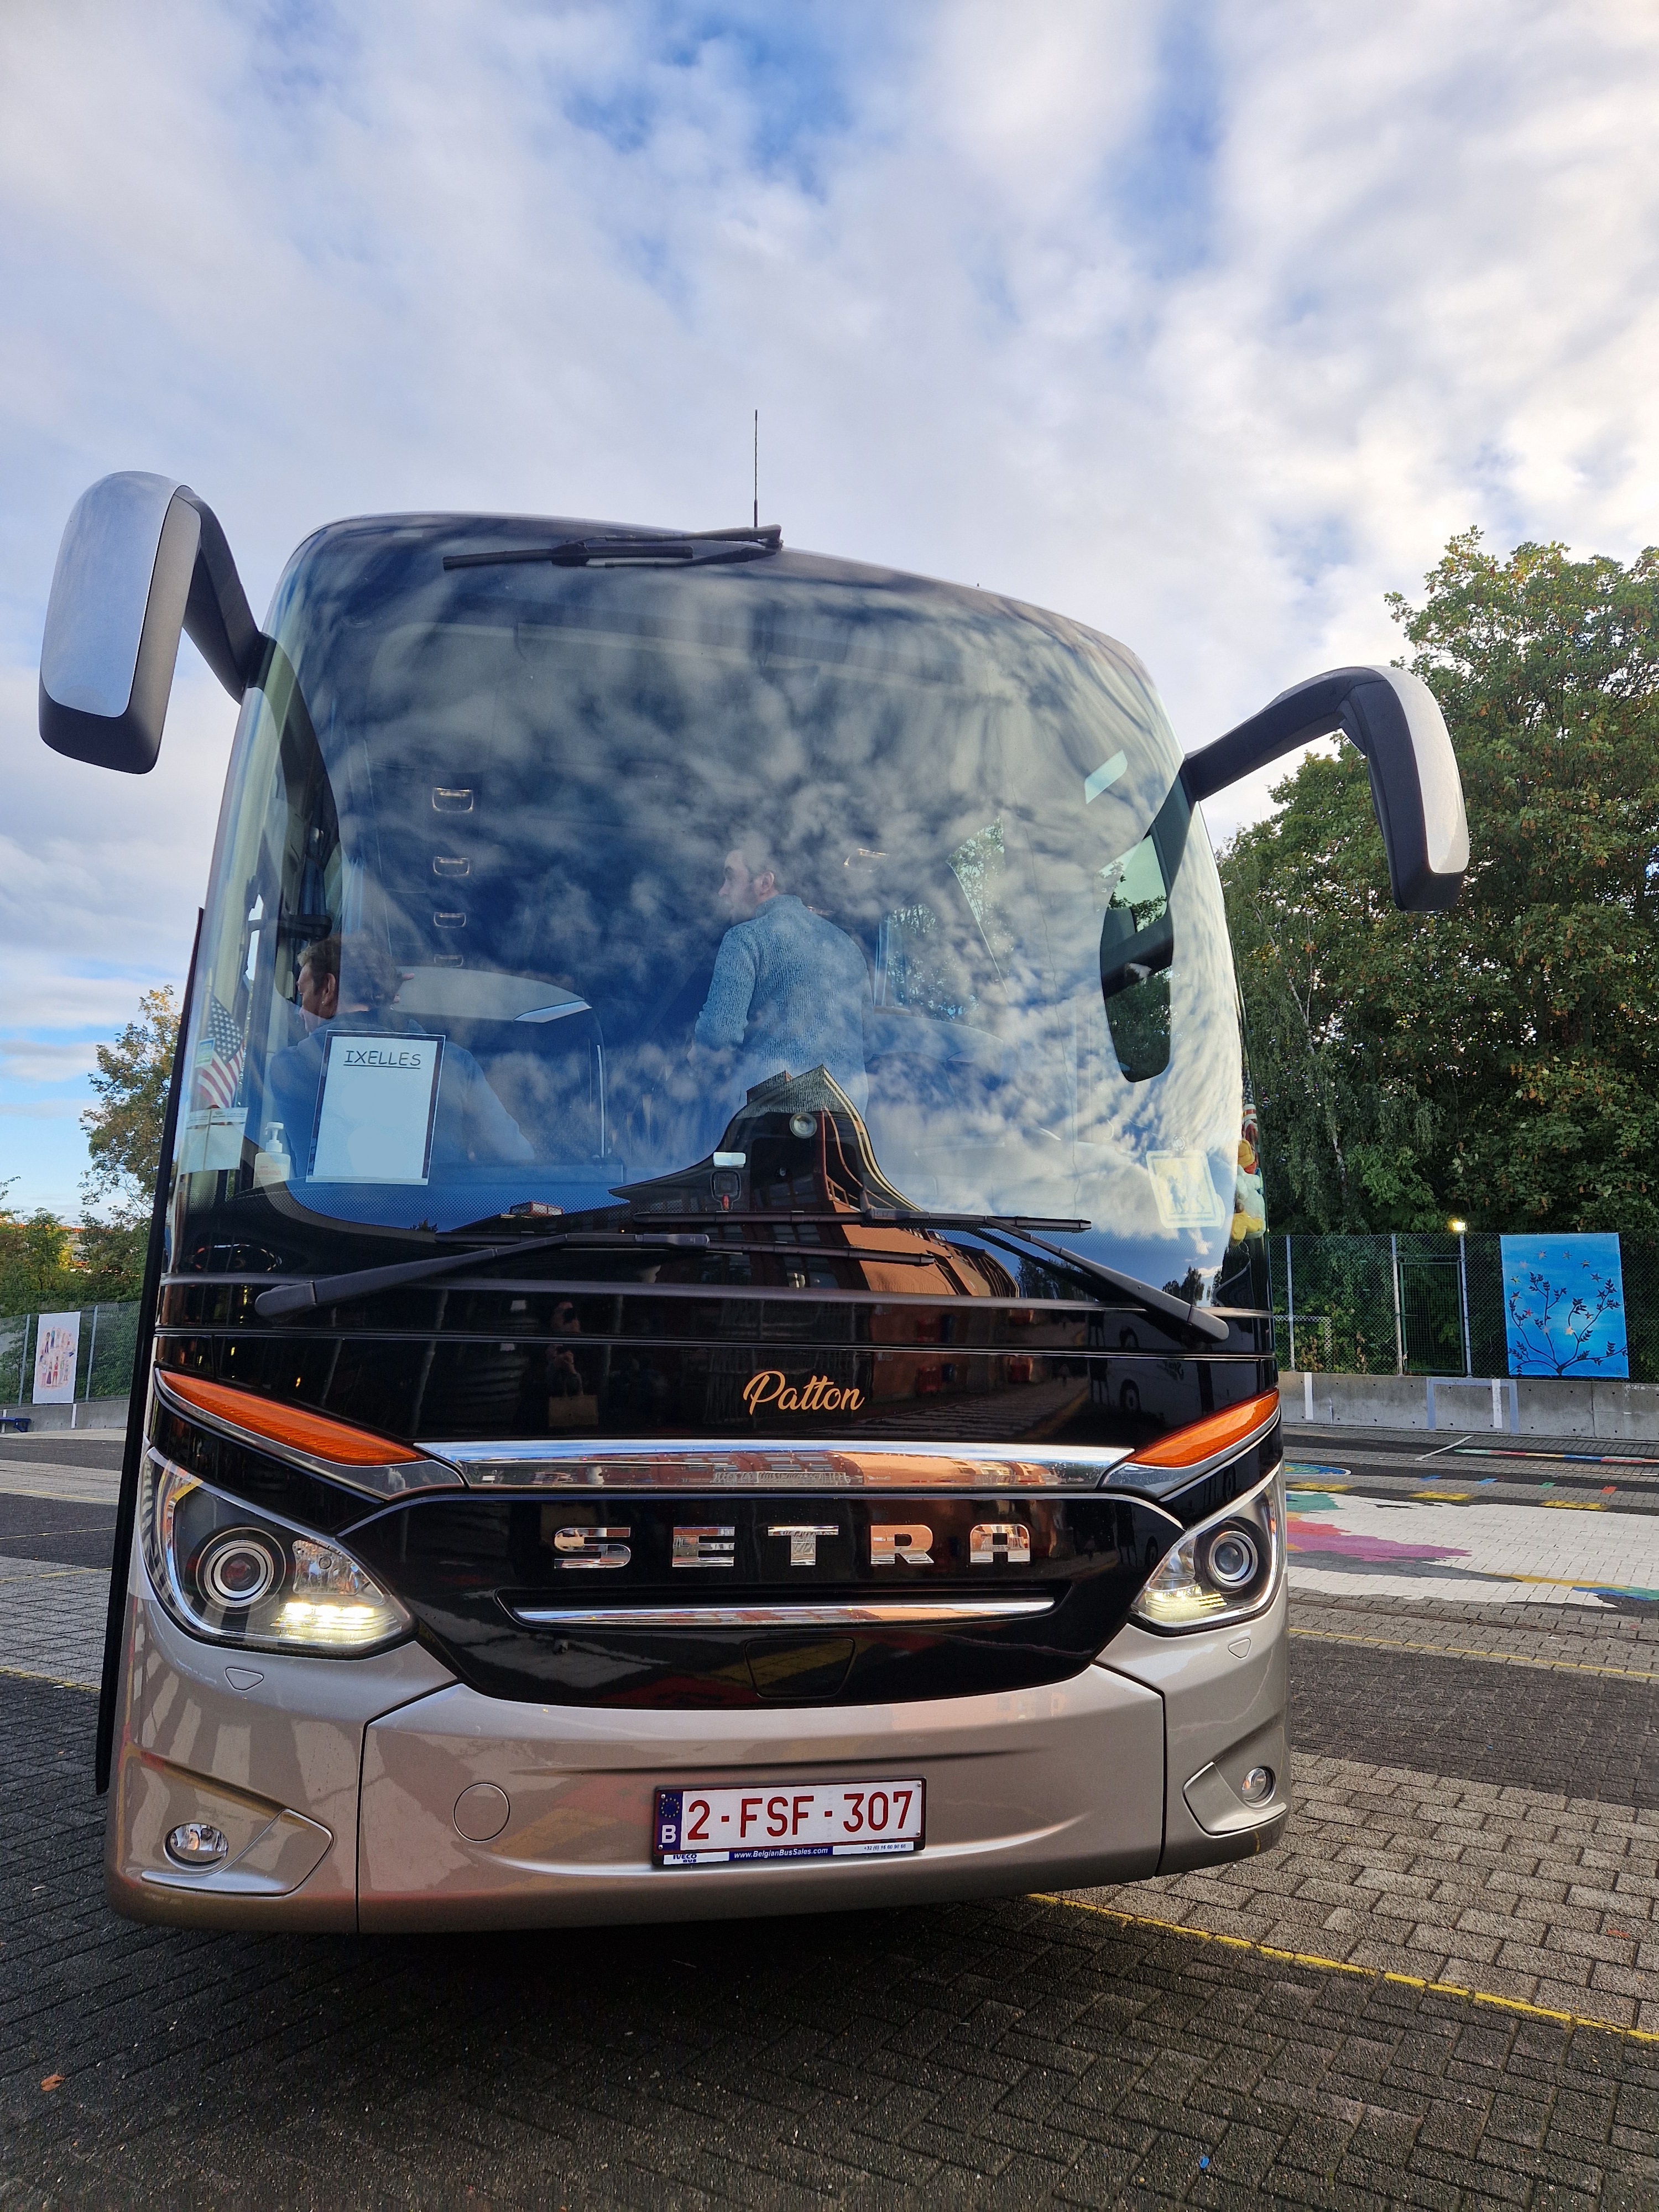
[[108, 1548, 1287, 1931]]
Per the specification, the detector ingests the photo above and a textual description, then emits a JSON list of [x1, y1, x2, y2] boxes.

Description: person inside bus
[[691, 837, 869, 1109], [267, 933, 535, 1171]]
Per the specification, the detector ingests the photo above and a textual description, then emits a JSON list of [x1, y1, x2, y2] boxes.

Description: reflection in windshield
[[174, 529, 1254, 1297]]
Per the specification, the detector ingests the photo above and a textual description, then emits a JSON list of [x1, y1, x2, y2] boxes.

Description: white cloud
[[3, 0, 1658, 1202]]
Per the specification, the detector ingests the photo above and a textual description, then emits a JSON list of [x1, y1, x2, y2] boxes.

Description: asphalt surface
[[1, 1423, 1656, 2206]]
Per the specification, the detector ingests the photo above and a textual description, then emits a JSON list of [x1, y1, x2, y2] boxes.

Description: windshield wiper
[[253, 1230, 711, 1321], [444, 525, 781, 572], [855, 1210, 1232, 1345]]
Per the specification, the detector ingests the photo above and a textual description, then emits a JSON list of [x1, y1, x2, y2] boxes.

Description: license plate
[[653, 1779, 926, 1866]]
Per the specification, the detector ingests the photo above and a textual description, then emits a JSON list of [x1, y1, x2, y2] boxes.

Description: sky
[[3, 0, 1658, 1216]]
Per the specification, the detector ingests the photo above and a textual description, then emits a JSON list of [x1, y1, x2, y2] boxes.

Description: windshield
[[173, 519, 1259, 1298]]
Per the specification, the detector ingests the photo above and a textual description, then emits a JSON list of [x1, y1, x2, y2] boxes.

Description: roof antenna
[[753, 409, 759, 530]]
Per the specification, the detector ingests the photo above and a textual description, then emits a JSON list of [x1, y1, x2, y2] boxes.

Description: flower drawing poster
[[1500, 1234, 1628, 1379]]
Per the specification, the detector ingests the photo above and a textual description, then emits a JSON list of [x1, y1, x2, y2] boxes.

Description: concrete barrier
[[1279, 1370, 1659, 1441], [0, 1395, 129, 1435]]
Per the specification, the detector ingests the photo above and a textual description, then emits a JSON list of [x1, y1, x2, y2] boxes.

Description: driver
[[692, 837, 869, 1107], [267, 935, 534, 1172]]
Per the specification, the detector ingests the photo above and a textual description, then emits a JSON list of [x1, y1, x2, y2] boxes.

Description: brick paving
[[0, 1558, 106, 1688], [1290, 1593, 1659, 1679], [1074, 1753, 1659, 2033], [2, 1676, 1656, 2208]]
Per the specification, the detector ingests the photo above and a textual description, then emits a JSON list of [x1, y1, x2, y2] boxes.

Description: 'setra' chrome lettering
[[869, 1523, 934, 1567], [969, 1521, 1031, 1565], [551, 1519, 1045, 1573], [553, 1525, 631, 1569], [672, 1525, 736, 1568], [768, 1524, 839, 1567]]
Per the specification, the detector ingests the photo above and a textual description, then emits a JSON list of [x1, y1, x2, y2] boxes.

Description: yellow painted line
[[1541, 1498, 1606, 1511], [1034, 1893, 1659, 2046], [1412, 1490, 1470, 1503], [0, 1662, 97, 1691], [1288, 1625, 1659, 1681]]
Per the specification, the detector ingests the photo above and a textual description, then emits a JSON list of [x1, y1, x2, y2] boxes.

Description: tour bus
[[40, 475, 1467, 1930]]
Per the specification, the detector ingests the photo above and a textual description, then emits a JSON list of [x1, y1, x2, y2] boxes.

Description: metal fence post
[[1285, 1236, 1296, 1372], [1457, 1233, 1471, 1378], [1390, 1234, 1404, 1374]]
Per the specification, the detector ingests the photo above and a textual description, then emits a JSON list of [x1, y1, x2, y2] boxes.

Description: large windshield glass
[[174, 523, 1256, 1296]]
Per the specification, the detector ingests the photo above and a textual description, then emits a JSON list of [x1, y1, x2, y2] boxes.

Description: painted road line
[[0, 1662, 97, 1691], [1034, 1895, 1659, 2047], [1288, 1624, 1659, 1681]]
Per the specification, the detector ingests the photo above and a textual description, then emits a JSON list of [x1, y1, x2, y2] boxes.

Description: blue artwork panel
[[1500, 1233, 1628, 1379]]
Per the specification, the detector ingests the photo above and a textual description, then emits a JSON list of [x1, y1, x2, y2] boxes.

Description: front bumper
[[107, 1548, 1287, 1931]]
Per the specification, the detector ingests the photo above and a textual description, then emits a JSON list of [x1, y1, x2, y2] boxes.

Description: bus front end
[[51, 503, 1390, 1929]]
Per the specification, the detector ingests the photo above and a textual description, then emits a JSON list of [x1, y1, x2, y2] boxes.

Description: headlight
[[141, 1449, 410, 1655], [1130, 1469, 1282, 1632]]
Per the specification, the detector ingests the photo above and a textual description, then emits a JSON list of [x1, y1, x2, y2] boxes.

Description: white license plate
[[653, 1779, 926, 1866]]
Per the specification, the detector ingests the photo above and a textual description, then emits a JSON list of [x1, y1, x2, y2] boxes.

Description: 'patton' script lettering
[[342, 1047, 426, 1070], [743, 1369, 864, 1416]]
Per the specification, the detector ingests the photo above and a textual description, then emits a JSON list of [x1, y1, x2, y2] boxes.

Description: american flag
[[195, 993, 246, 1109]]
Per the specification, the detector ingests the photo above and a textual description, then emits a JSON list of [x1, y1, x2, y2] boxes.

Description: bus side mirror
[[38, 472, 263, 775], [1181, 664, 1470, 912]]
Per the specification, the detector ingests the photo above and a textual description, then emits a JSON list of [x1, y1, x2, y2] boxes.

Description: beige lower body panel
[[359, 1667, 1167, 1930], [1100, 1580, 1291, 1871]]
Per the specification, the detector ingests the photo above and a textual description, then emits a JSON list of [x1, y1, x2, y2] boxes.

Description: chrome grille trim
[[505, 1597, 1056, 1628], [419, 1436, 1135, 1490]]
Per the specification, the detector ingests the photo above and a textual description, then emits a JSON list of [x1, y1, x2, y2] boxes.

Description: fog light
[[1239, 1766, 1274, 1804], [165, 1822, 229, 1867], [789, 1113, 817, 1139]]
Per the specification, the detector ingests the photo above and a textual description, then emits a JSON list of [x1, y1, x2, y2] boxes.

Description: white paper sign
[[1147, 1151, 1228, 1230], [178, 1107, 248, 1172], [33, 1311, 80, 1404], [309, 1032, 443, 1184]]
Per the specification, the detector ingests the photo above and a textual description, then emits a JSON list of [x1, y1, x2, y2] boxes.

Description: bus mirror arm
[[1179, 665, 1470, 912], [39, 471, 267, 775]]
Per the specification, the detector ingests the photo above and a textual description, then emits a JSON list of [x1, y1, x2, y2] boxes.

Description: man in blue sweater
[[692, 838, 869, 1109]]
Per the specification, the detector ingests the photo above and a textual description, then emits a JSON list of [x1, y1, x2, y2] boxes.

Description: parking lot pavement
[[2, 1452, 1657, 2204]]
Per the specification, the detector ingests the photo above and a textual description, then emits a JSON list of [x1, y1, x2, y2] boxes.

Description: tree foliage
[[1220, 532, 1659, 1236], [81, 985, 178, 1227], [0, 1199, 80, 1318]]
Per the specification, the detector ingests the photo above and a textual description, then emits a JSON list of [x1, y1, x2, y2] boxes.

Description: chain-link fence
[[0, 1302, 142, 1411], [1266, 1234, 1659, 1384]]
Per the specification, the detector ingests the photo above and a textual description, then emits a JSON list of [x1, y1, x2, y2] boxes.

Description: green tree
[[0, 1200, 80, 1318], [73, 984, 180, 1303], [1222, 532, 1659, 1235], [81, 986, 179, 1225]]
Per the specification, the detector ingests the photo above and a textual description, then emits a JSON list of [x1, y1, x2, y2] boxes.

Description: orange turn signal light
[[1125, 1388, 1280, 1470], [158, 1371, 422, 1468]]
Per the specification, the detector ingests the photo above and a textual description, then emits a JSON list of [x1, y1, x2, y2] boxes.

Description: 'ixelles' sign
[[742, 1369, 864, 1415]]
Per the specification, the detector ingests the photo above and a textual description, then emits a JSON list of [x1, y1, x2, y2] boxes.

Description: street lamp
[[1448, 1218, 1468, 1234]]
